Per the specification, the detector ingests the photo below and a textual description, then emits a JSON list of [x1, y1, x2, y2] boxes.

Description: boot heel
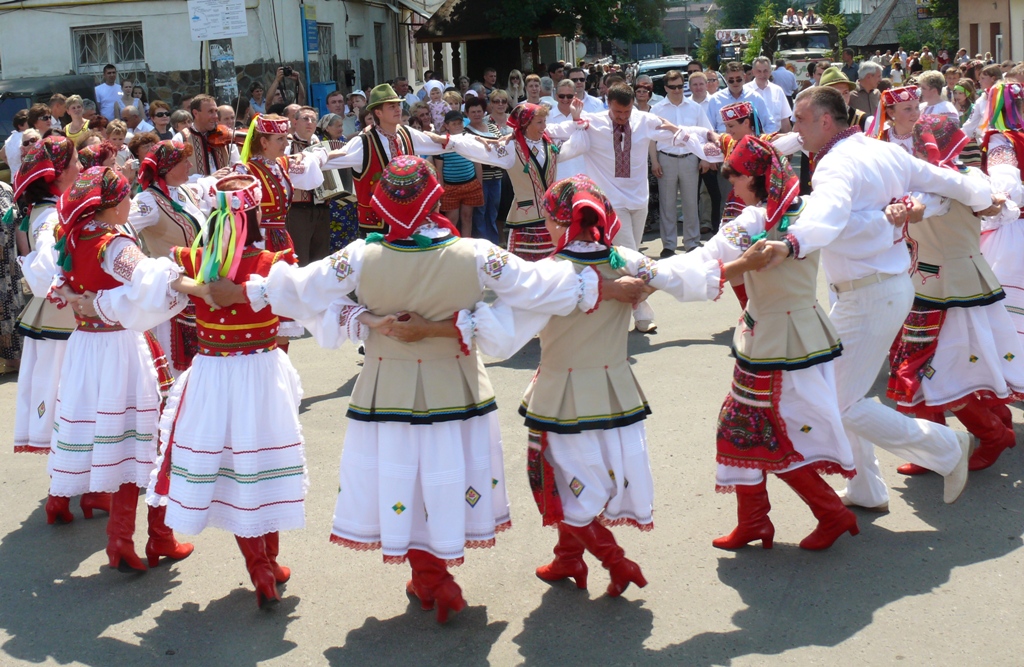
[[82, 506, 93, 519], [574, 572, 588, 590], [849, 525, 860, 537], [761, 536, 773, 549], [146, 546, 159, 568]]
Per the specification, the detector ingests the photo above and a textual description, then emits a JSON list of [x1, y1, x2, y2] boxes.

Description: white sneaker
[[943, 431, 973, 504], [634, 319, 657, 334]]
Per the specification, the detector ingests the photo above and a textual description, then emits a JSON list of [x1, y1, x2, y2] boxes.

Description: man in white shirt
[[782, 7, 799, 25], [3, 110, 28, 176], [652, 69, 712, 255], [745, 56, 792, 133], [48, 94, 66, 130], [686, 71, 722, 233], [707, 62, 777, 133], [772, 59, 798, 103], [548, 80, 587, 178], [393, 77, 420, 110], [121, 105, 154, 137], [777, 86, 994, 511], [94, 64, 123, 120], [566, 66, 604, 112]]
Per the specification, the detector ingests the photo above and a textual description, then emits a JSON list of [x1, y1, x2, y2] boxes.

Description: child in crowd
[[434, 110, 482, 237], [425, 81, 448, 133]]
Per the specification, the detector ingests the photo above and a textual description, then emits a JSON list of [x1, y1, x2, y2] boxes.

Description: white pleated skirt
[[717, 363, 856, 490], [902, 302, 1024, 409], [329, 413, 511, 566], [146, 349, 307, 538], [14, 337, 66, 453], [47, 329, 162, 497], [981, 223, 1024, 341], [544, 422, 655, 530]]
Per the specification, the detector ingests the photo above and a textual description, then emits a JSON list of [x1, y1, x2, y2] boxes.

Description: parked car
[[635, 56, 694, 96], [0, 74, 96, 183]]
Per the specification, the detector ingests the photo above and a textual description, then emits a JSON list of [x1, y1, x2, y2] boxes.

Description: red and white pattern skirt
[[507, 222, 554, 262]]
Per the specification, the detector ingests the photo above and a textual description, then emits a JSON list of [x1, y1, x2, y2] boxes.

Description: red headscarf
[[138, 140, 194, 196], [370, 155, 459, 242], [542, 175, 623, 254], [723, 135, 799, 231], [77, 142, 117, 170], [12, 135, 75, 201], [55, 167, 132, 271], [911, 115, 968, 170]]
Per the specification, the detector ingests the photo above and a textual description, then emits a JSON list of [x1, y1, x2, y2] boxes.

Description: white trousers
[[657, 153, 701, 252], [831, 273, 962, 507], [614, 205, 655, 324]]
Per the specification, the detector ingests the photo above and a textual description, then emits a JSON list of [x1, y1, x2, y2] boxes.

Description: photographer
[[266, 66, 306, 107]]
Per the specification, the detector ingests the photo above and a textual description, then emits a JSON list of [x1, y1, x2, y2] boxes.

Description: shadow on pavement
[[514, 454, 1023, 666], [324, 602, 506, 666], [299, 372, 359, 414]]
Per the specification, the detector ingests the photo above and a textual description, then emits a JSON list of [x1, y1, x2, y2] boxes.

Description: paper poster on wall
[[188, 0, 248, 42], [210, 39, 239, 104]]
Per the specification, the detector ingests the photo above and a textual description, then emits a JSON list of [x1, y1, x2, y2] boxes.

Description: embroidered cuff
[[574, 119, 590, 130], [245, 276, 268, 311], [339, 305, 369, 344], [783, 233, 802, 260], [94, 291, 118, 327], [278, 320, 304, 338], [578, 265, 601, 312], [454, 309, 474, 356]]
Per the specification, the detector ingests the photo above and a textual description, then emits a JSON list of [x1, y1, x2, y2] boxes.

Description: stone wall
[[138, 59, 311, 109]]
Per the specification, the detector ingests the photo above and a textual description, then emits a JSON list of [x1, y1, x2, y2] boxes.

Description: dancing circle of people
[[10, 78, 1024, 623]]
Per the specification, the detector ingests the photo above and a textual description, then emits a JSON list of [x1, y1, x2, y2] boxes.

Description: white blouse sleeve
[[446, 133, 518, 170], [622, 245, 723, 302], [92, 238, 187, 331], [287, 148, 326, 191], [302, 301, 365, 349], [454, 301, 552, 360], [245, 240, 366, 320], [19, 208, 61, 297], [552, 126, 590, 162], [320, 134, 366, 170], [472, 239, 600, 315]]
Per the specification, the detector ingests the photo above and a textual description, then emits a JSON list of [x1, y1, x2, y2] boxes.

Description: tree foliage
[[927, 0, 959, 48], [816, 0, 841, 18], [715, 0, 763, 28], [487, 0, 669, 43], [743, 0, 778, 63], [894, 17, 950, 52], [698, 17, 722, 69]]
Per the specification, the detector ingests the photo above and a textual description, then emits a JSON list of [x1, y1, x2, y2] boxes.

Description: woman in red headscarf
[[444, 101, 591, 260], [77, 141, 118, 170], [131, 140, 207, 376], [206, 156, 647, 623], [47, 166, 204, 573], [888, 115, 1024, 473], [146, 174, 329, 608], [695, 135, 860, 552], [10, 136, 89, 521], [467, 175, 766, 596]]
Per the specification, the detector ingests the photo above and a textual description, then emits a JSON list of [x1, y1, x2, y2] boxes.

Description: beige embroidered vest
[[17, 205, 76, 340], [734, 221, 840, 370], [519, 252, 648, 432], [138, 189, 202, 260], [502, 142, 556, 227], [908, 199, 1004, 308], [348, 237, 495, 423]]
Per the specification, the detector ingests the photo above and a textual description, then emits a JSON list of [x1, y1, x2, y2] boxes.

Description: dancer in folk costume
[[146, 175, 311, 608], [699, 136, 861, 551], [867, 85, 921, 150], [10, 138, 97, 518], [131, 141, 207, 377], [206, 156, 644, 622], [48, 166, 199, 572], [445, 101, 590, 260], [980, 81, 1024, 351], [232, 113, 334, 341], [889, 116, 1024, 473], [474, 175, 764, 593]]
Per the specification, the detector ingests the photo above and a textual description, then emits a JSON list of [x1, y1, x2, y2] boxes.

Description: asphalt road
[[0, 241, 1022, 666]]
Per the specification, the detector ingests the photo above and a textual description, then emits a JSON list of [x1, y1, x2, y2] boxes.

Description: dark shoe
[[659, 248, 676, 259]]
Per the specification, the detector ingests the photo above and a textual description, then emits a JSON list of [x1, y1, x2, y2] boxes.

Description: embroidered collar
[[814, 126, 861, 163]]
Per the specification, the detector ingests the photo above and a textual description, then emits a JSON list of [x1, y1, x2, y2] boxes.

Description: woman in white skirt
[[10, 136, 108, 523], [455, 175, 766, 596], [48, 166, 201, 573], [207, 156, 645, 622], [890, 116, 1024, 472], [981, 81, 1024, 349], [694, 136, 860, 551]]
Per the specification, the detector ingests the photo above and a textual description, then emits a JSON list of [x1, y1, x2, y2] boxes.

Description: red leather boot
[[106, 483, 146, 572], [535, 522, 588, 589], [713, 478, 774, 550], [235, 535, 280, 609], [80, 492, 111, 519], [954, 400, 1017, 470], [45, 495, 74, 525], [992, 402, 1013, 430], [264, 531, 291, 584], [406, 549, 466, 623], [777, 466, 859, 551], [897, 411, 946, 475], [145, 505, 194, 567], [562, 520, 647, 597]]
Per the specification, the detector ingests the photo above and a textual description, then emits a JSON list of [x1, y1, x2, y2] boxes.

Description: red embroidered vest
[[353, 126, 413, 231], [173, 246, 296, 356], [242, 157, 293, 229], [65, 224, 134, 331]]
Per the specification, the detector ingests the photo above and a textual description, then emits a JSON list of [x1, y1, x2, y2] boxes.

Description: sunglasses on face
[[153, 111, 171, 118], [664, 84, 684, 90], [511, 76, 521, 81], [570, 77, 586, 82], [726, 77, 744, 84], [492, 99, 507, 104], [40, 115, 51, 121], [557, 94, 575, 100]]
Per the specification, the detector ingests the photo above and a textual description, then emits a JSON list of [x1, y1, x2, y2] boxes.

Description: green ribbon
[[609, 247, 625, 270], [366, 232, 431, 247], [1, 207, 13, 228], [54, 234, 73, 272], [751, 214, 790, 243], [365, 233, 384, 244]]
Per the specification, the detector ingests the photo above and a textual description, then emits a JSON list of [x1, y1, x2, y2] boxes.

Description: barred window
[[73, 24, 145, 75]]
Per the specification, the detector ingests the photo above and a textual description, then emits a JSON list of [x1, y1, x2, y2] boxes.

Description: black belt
[[657, 151, 695, 158]]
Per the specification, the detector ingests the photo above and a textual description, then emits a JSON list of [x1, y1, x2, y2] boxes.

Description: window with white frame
[[73, 23, 145, 75]]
